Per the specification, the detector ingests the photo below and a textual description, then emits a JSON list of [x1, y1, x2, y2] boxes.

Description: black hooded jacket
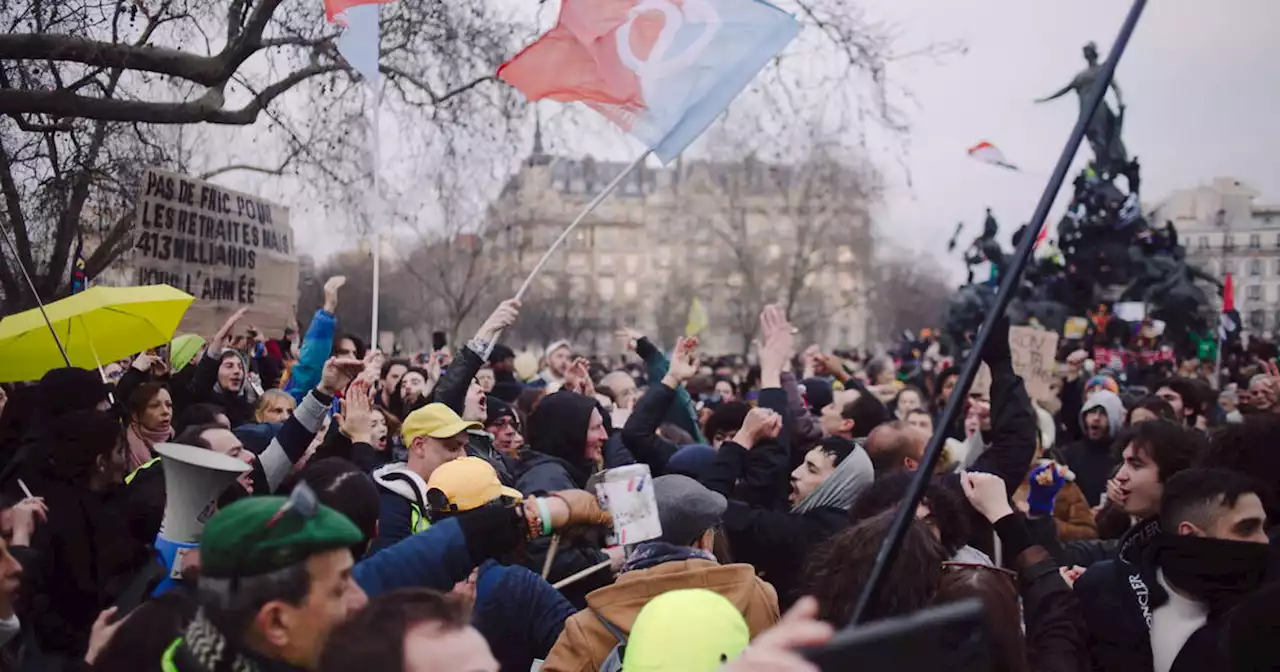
[[517, 391, 601, 493]]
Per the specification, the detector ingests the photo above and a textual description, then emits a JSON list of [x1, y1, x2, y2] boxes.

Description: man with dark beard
[[1075, 468, 1271, 671]]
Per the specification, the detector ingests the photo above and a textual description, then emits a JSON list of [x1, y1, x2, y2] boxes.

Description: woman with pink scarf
[[124, 382, 174, 471]]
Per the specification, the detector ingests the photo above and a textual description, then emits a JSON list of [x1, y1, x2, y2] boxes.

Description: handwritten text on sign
[[132, 168, 298, 333], [1009, 326, 1060, 404]]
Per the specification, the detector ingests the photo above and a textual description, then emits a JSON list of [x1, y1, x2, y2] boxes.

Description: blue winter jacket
[[474, 559, 576, 672], [285, 308, 336, 402], [351, 519, 577, 672], [353, 517, 474, 596]]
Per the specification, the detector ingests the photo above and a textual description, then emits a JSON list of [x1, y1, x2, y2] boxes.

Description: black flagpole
[[846, 0, 1148, 626], [0, 221, 72, 367]]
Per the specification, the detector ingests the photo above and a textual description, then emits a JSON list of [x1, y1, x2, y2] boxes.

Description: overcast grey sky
[[853, 0, 1280, 274], [279, 0, 1280, 270]]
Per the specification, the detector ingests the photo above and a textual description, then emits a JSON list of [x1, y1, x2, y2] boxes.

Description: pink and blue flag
[[498, 0, 800, 164], [325, 0, 393, 84]]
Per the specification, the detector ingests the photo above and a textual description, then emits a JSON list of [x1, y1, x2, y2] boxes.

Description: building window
[[1274, 259, 1280, 277], [1250, 234, 1262, 249], [1250, 259, 1263, 276], [1197, 236, 1209, 250], [1225, 235, 1236, 251], [597, 277, 615, 299], [1275, 233, 1280, 249], [1249, 310, 1266, 330], [623, 280, 638, 299], [1247, 284, 1262, 301]]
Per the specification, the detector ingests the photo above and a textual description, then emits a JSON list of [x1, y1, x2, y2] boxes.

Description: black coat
[[20, 480, 147, 660], [992, 514, 1090, 672], [937, 353, 1038, 559], [701, 388, 846, 607], [1073, 518, 1227, 672]]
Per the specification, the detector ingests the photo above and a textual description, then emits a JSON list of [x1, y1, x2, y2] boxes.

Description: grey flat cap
[[653, 474, 728, 546]]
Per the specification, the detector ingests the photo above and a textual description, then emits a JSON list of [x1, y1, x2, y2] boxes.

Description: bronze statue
[[1036, 42, 1127, 173]]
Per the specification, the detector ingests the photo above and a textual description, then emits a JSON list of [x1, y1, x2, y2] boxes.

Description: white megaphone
[[151, 442, 252, 595]]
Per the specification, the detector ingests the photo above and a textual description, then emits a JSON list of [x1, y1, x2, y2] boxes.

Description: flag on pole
[[685, 297, 708, 336], [325, 0, 393, 83], [1223, 271, 1235, 312], [1220, 271, 1241, 341], [967, 141, 1019, 171], [497, 0, 800, 164]]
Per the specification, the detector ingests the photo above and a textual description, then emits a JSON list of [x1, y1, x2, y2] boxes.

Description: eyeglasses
[[941, 561, 1018, 588], [490, 415, 522, 432]]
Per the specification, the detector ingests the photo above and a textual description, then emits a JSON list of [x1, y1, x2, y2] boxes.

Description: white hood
[[373, 462, 429, 504]]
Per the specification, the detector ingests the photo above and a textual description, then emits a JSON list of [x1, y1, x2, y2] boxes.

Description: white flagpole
[[369, 80, 383, 349], [514, 150, 651, 300]]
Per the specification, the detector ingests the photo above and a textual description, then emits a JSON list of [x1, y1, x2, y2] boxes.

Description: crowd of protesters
[[0, 272, 1279, 671]]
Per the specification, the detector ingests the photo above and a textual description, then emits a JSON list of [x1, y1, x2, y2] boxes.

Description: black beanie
[[36, 368, 108, 419]]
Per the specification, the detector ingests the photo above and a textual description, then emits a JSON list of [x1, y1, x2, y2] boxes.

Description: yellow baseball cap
[[402, 403, 481, 444], [426, 457, 523, 520]]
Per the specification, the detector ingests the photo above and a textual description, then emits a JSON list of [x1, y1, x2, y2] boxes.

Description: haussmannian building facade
[[487, 135, 876, 355]]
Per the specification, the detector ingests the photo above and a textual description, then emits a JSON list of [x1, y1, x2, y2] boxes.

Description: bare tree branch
[[0, 64, 343, 125], [197, 143, 303, 180]]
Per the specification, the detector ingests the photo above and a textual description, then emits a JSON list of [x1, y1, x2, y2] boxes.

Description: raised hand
[[2, 497, 47, 547], [319, 356, 365, 396], [616, 328, 645, 353], [757, 305, 794, 388], [212, 306, 250, 352], [323, 276, 346, 313], [732, 407, 781, 450], [961, 471, 1014, 524], [564, 358, 595, 397], [359, 349, 384, 386], [664, 336, 700, 386], [337, 380, 376, 445], [477, 299, 521, 342]]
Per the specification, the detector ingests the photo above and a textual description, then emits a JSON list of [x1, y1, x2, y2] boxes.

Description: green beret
[[200, 496, 364, 578]]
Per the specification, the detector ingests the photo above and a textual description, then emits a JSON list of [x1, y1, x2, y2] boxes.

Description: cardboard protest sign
[[132, 168, 298, 335], [1009, 326, 1059, 404]]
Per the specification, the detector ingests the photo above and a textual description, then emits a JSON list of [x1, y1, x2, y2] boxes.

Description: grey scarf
[[792, 444, 874, 514]]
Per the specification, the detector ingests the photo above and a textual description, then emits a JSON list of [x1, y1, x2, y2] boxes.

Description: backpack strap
[[593, 609, 628, 644], [592, 610, 628, 672], [382, 471, 429, 520]]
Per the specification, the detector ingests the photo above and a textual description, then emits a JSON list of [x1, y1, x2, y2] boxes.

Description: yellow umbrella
[[0, 284, 195, 383]]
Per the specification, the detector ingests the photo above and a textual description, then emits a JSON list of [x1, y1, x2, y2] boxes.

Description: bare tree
[[685, 143, 881, 354], [864, 254, 953, 345], [0, 0, 525, 312], [295, 248, 408, 345]]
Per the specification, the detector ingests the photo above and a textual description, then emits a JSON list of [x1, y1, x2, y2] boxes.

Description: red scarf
[[126, 423, 173, 471]]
